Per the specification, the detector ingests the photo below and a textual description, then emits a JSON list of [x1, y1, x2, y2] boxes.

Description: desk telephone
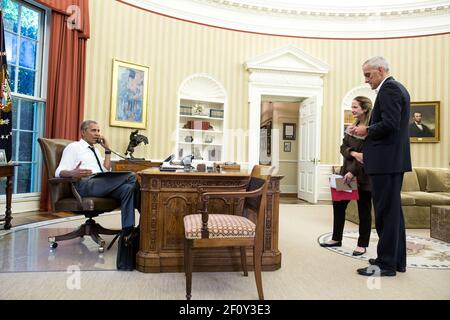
[[160, 154, 194, 171]]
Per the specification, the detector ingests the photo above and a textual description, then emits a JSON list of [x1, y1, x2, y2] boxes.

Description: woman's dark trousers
[[331, 190, 372, 247]]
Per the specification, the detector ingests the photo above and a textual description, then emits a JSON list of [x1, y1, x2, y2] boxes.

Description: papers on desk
[[159, 161, 185, 172]]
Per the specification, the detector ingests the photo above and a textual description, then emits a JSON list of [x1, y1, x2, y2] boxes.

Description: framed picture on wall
[[409, 101, 440, 143], [283, 123, 296, 140], [110, 59, 149, 129], [283, 142, 291, 152]]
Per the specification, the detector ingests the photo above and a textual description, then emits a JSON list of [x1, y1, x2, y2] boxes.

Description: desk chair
[[38, 138, 120, 253], [183, 165, 274, 300]]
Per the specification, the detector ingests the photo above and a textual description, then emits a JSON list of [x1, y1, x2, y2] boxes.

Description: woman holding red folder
[[320, 97, 373, 256]]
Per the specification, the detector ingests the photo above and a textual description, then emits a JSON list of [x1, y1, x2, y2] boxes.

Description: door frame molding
[[245, 46, 329, 174]]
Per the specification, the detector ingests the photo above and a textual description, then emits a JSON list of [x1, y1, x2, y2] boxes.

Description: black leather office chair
[[38, 138, 120, 252]]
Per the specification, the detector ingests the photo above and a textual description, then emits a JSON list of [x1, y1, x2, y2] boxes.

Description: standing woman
[[320, 96, 373, 256]]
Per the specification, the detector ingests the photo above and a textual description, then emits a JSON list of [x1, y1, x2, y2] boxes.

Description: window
[[1, 0, 46, 195]]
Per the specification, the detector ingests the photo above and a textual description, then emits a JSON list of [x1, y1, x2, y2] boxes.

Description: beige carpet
[[0, 204, 449, 300]]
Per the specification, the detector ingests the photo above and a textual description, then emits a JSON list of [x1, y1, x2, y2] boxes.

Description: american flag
[[0, 9, 12, 162]]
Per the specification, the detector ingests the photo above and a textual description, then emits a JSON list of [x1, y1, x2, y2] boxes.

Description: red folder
[[330, 188, 359, 201]]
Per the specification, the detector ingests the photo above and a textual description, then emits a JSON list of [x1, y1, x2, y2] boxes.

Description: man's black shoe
[[369, 258, 405, 272], [397, 266, 406, 273], [319, 241, 342, 247], [357, 266, 396, 277]]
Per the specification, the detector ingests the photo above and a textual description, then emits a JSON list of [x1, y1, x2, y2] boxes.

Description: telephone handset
[[163, 154, 175, 163], [181, 154, 194, 166], [96, 138, 104, 144]]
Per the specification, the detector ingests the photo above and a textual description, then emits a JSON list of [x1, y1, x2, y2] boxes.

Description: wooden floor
[[5, 195, 331, 228], [7, 211, 76, 228]]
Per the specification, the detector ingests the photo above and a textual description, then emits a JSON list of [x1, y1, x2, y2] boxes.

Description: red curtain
[[38, 0, 90, 212]]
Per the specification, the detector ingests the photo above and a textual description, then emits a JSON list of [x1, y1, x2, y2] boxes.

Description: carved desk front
[[137, 168, 282, 273]]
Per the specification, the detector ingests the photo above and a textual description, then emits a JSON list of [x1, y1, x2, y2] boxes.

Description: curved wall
[[84, 0, 450, 167]]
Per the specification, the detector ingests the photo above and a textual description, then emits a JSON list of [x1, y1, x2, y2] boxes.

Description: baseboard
[[280, 185, 297, 194], [0, 194, 41, 214]]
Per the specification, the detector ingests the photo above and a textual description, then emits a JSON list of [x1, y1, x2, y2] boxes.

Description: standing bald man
[[349, 56, 411, 277]]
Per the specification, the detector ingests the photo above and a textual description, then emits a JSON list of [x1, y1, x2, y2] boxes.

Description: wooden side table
[[0, 164, 18, 230], [431, 205, 450, 243]]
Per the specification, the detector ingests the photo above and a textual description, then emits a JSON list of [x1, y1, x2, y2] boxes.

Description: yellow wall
[[85, 0, 450, 167]]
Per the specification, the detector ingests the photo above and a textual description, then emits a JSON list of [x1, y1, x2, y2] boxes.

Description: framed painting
[[283, 141, 291, 152], [283, 123, 296, 140], [409, 101, 440, 143], [110, 59, 149, 129]]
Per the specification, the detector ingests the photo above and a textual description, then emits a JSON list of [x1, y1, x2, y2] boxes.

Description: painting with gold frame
[[409, 101, 440, 143], [110, 59, 149, 129]]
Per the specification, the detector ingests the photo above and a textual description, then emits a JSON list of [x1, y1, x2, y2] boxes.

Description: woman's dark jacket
[[339, 132, 371, 191]]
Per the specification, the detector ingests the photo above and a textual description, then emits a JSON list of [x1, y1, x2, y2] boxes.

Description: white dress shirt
[[55, 139, 107, 177], [374, 76, 389, 95], [414, 122, 424, 131]]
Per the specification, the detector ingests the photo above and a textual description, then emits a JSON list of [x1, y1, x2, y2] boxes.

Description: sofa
[[346, 167, 450, 228]]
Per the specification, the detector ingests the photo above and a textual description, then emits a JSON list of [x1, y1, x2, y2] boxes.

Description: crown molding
[[120, 0, 450, 38]]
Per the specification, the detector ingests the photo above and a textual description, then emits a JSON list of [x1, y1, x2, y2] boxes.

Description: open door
[[297, 96, 320, 203]]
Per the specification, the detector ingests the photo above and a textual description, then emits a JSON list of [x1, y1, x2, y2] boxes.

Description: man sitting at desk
[[55, 120, 140, 234]]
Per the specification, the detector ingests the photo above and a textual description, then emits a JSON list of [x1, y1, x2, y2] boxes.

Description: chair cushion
[[413, 168, 429, 191], [402, 192, 450, 206], [55, 197, 119, 212], [184, 214, 256, 239], [400, 193, 416, 206], [401, 170, 420, 192], [426, 169, 450, 192], [434, 192, 450, 198]]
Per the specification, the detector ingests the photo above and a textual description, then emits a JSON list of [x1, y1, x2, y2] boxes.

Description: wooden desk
[[111, 160, 162, 172], [137, 168, 282, 273], [0, 164, 17, 230]]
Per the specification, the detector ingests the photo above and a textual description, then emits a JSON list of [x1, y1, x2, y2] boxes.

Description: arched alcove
[[177, 74, 227, 161]]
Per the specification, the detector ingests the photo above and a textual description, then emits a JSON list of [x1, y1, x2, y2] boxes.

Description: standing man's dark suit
[[350, 57, 412, 276]]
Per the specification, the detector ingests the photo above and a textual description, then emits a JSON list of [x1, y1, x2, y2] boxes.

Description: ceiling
[[122, 0, 450, 38]]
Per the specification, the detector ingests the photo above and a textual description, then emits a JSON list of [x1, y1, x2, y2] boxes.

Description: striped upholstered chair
[[183, 165, 274, 300]]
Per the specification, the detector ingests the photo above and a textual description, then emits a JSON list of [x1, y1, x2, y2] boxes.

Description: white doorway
[[245, 45, 328, 203], [260, 97, 303, 195], [297, 96, 320, 203]]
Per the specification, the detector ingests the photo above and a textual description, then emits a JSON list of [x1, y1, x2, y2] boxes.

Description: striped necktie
[[88, 146, 104, 172]]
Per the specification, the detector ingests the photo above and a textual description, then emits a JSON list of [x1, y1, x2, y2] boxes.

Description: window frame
[[0, 0, 50, 201]]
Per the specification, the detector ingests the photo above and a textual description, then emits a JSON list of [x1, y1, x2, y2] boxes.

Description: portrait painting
[[409, 101, 440, 143], [110, 59, 149, 129], [283, 123, 296, 140]]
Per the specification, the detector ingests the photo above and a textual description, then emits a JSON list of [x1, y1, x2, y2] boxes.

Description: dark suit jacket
[[363, 77, 412, 174], [409, 122, 433, 137]]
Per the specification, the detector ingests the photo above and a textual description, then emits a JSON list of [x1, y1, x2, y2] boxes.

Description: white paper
[[329, 174, 342, 189], [329, 174, 353, 193]]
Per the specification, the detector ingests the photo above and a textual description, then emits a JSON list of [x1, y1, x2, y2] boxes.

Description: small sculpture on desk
[[125, 130, 149, 160]]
